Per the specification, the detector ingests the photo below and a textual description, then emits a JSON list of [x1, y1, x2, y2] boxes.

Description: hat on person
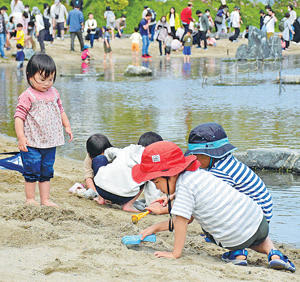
[[144, 6, 148, 9], [106, 6, 111, 11], [0, 6, 8, 10], [196, 10, 202, 15], [185, 123, 237, 158], [83, 45, 89, 50], [16, 43, 23, 49], [31, 7, 41, 15], [132, 141, 200, 183], [234, 6, 240, 10]]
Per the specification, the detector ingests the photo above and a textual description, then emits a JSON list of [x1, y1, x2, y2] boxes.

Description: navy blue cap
[[185, 123, 237, 158]]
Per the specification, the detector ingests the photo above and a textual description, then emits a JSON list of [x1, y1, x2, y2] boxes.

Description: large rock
[[124, 65, 152, 76], [236, 26, 282, 60], [235, 148, 300, 174]]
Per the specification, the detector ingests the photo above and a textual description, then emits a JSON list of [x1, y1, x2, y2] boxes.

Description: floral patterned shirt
[[14, 87, 65, 148]]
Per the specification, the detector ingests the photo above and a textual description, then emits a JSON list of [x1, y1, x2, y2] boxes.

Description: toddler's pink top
[[81, 49, 89, 60], [14, 87, 65, 148]]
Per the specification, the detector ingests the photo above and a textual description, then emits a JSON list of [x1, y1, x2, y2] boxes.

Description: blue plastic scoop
[[121, 234, 156, 245]]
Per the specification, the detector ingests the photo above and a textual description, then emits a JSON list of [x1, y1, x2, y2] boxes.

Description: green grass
[[3, 0, 299, 33]]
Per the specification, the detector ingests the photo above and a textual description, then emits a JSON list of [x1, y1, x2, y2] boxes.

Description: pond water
[[0, 55, 300, 247]]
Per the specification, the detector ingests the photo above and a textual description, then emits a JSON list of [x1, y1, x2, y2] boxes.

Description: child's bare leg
[[103, 53, 106, 62], [122, 190, 143, 212], [187, 55, 190, 63], [39, 181, 58, 207], [250, 236, 280, 260], [109, 52, 112, 63], [184, 55, 187, 63], [25, 181, 39, 205]]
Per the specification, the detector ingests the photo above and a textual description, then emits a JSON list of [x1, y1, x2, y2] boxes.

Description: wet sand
[[0, 134, 300, 281], [1, 37, 300, 280]]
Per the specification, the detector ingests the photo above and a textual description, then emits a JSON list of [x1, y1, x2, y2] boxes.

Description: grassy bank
[[2, 0, 300, 34]]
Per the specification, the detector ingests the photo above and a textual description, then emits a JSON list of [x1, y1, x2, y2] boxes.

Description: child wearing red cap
[[132, 141, 295, 272]]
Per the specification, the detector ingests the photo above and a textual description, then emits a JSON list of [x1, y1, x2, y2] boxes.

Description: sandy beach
[[0, 37, 300, 281], [1, 35, 300, 67]]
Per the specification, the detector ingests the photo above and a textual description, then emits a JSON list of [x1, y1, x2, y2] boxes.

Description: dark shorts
[[183, 46, 191, 55], [20, 146, 56, 182], [165, 46, 171, 54], [104, 42, 112, 53], [56, 22, 64, 32], [203, 216, 269, 251], [92, 155, 135, 206]]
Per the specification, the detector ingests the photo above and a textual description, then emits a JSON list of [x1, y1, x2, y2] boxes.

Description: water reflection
[[1, 55, 300, 160]]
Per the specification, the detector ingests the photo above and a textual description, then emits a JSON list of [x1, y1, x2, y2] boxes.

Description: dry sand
[[0, 134, 300, 281], [1, 37, 300, 281]]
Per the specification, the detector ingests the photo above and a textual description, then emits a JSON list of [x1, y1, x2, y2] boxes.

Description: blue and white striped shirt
[[209, 154, 273, 222]]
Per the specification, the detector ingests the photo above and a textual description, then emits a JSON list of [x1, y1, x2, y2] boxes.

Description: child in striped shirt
[[184, 122, 273, 265], [134, 141, 295, 272]]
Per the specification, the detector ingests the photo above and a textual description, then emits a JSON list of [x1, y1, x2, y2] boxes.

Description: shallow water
[[0, 55, 300, 247]]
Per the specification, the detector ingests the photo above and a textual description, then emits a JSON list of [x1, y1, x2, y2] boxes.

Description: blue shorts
[[92, 155, 135, 205], [20, 147, 56, 182], [183, 46, 191, 55]]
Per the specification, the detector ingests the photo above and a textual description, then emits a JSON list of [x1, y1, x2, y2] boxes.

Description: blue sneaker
[[268, 249, 296, 273], [222, 249, 248, 266], [1, 56, 8, 59]]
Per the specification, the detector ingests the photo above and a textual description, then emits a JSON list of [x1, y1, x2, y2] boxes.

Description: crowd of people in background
[[0, 0, 299, 62]]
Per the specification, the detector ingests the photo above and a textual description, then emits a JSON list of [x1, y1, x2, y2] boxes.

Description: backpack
[[43, 16, 50, 30], [279, 18, 285, 32], [150, 9, 156, 23]]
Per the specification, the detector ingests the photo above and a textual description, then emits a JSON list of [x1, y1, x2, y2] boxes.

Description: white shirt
[[230, 10, 240, 28], [264, 15, 276, 33], [50, 3, 68, 23], [94, 145, 161, 202], [169, 14, 175, 27], [171, 169, 263, 248], [35, 14, 45, 32], [289, 10, 297, 24], [130, 32, 142, 44], [85, 19, 97, 34], [10, 0, 24, 14]]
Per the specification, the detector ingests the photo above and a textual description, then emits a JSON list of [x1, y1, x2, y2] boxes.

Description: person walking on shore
[[229, 6, 242, 42], [85, 12, 97, 47], [282, 13, 295, 50], [51, 0, 68, 40], [263, 9, 277, 39], [166, 7, 180, 37], [195, 10, 209, 50], [0, 6, 8, 59], [180, 2, 194, 39], [139, 11, 152, 58], [32, 7, 46, 53], [67, 3, 84, 51]]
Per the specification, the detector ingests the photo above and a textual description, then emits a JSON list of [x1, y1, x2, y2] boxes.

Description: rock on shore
[[235, 148, 300, 174], [124, 65, 152, 76]]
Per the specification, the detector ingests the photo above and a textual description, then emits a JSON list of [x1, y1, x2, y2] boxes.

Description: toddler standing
[[14, 23, 25, 47], [103, 26, 112, 63], [129, 27, 142, 60], [182, 29, 192, 63], [14, 53, 73, 206], [16, 43, 25, 69]]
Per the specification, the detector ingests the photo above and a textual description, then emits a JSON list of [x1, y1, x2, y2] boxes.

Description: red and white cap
[[132, 141, 200, 183]]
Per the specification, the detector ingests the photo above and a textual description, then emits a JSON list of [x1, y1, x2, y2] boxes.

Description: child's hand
[[146, 201, 168, 215], [18, 136, 28, 152], [65, 126, 73, 142], [140, 226, 156, 240], [154, 251, 177, 259]]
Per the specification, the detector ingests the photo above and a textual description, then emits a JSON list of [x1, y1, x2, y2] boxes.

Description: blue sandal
[[268, 249, 296, 273], [221, 249, 248, 266]]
